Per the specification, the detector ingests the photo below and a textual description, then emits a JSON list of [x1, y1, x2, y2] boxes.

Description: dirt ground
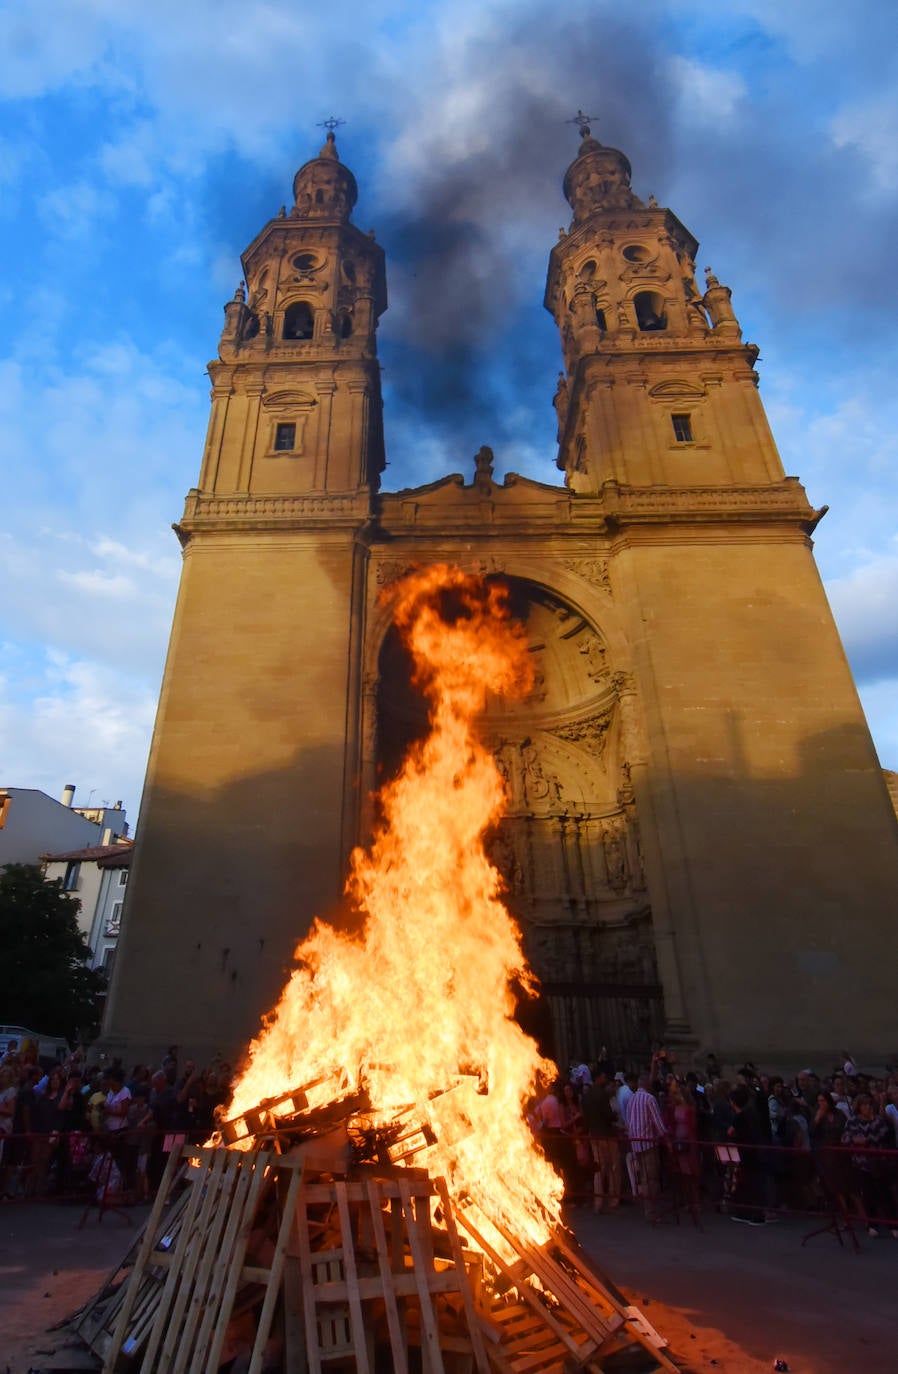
[[1, 1197, 895, 1371]]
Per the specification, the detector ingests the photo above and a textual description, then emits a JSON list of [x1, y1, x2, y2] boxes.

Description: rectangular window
[[671, 413, 693, 443], [105, 901, 123, 938], [118, 869, 128, 887], [274, 422, 296, 451], [64, 861, 81, 892]]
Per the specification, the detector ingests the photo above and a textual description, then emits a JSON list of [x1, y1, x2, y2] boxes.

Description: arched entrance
[[373, 576, 665, 1068]]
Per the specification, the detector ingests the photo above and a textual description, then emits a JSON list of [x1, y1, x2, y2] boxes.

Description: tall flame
[[224, 564, 563, 1240]]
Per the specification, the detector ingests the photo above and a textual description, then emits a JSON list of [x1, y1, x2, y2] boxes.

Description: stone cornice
[[172, 475, 823, 547], [598, 478, 824, 530], [375, 473, 823, 537], [174, 488, 372, 543]]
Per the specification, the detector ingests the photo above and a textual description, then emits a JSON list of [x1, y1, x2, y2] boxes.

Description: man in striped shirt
[[625, 1076, 668, 1219]]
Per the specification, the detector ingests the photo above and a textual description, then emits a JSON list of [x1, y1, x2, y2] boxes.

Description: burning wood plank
[[74, 1135, 681, 1373]]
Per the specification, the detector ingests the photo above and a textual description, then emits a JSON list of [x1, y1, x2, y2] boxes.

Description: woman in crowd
[[559, 1080, 589, 1197], [842, 1092, 896, 1238], [811, 1090, 851, 1214], [664, 1078, 701, 1208]]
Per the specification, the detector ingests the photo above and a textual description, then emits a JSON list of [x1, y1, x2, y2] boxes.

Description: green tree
[[0, 863, 107, 1041]]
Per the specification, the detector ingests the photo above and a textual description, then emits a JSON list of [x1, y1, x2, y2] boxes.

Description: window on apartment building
[[671, 413, 694, 443], [117, 869, 128, 887], [105, 902, 123, 938], [63, 861, 81, 892]]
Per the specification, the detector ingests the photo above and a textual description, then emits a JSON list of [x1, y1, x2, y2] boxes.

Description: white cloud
[[0, 529, 177, 678], [58, 568, 138, 598], [831, 95, 898, 191], [0, 652, 157, 818], [0, 5, 108, 99], [668, 56, 747, 124], [825, 548, 898, 684], [854, 677, 898, 770], [761, 364, 898, 576], [38, 178, 116, 239]]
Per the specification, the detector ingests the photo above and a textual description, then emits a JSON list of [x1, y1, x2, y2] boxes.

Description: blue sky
[[1, 0, 897, 818]]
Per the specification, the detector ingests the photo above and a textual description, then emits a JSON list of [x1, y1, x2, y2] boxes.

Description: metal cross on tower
[[566, 109, 599, 139], [317, 116, 346, 134]]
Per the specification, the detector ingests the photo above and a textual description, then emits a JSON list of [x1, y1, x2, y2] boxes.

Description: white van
[[0, 1024, 70, 1064]]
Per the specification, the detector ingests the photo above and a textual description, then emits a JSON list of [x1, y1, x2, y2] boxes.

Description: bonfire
[[224, 564, 562, 1240], [75, 566, 678, 1372]]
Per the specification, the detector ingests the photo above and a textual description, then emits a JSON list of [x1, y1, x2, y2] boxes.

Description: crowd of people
[[0, 1040, 233, 1202], [3, 1034, 898, 1238], [531, 1048, 898, 1236]]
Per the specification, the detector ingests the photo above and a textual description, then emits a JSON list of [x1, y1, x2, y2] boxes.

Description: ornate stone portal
[[374, 578, 661, 1061], [103, 125, 898, 1072]]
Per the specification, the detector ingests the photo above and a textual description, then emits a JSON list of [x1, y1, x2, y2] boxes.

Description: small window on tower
[[595, 307, 607, 331], [274, 423, 296, 451], [340, 314, 353, 338], [343, 259, 357, 283], [671, 413, 693, 443]]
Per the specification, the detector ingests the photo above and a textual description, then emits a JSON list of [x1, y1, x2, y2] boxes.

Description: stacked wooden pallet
[[71, 1093, 682, 1372]]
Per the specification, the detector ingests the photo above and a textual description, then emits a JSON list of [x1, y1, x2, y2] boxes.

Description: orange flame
[[224, 564, 563, 1239]]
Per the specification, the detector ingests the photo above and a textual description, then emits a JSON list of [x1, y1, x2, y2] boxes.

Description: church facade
[[103, 126, 898, 1070]]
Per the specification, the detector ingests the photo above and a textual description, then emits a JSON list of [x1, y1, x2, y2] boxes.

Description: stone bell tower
[[103, 131, 386, 1060], [540, 118, 898, 1061]]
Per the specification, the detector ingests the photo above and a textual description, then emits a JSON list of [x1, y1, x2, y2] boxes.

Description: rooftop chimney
[[61, 784, 76, 808]]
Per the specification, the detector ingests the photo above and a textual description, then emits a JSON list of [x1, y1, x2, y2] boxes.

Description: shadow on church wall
[[106, 701, 898, 1073]]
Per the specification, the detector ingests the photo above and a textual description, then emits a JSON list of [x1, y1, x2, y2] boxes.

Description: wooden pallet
[[289, 1173, 490, 1372], [455, 1194, 679, 1373], [75, 1147, 493, 1374], [72, 1145, 191, 1356], [72, 1142, 682, 1374], [78, 1143, 289, 1373]]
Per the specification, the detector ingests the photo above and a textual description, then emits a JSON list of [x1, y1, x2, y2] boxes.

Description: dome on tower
[[292, 130, 358, 222], [562, 124, 639, 221]]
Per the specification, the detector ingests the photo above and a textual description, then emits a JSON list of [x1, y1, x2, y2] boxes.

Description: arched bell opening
[[283, 301, 315, 341], [371, 573, 663, 1066], [634, 290, 667, 332]]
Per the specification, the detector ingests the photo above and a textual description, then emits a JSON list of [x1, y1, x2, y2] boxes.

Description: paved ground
[[0, 1198, 895, 1371], [574, 1203, 898, 1373], [0, 1199, 153, 1370]]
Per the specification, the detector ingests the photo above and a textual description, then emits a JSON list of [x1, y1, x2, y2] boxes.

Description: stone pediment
[[647, 379, 706, 401], [261, 389, 317, 409], [379, 469, 573, 529]]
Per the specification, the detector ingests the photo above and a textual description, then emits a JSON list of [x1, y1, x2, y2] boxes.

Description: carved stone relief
[[521, 737, 563, 809], [577, 631, 608, 681], [559, 557, 611, 591], [549, 707, 615, 764], [373, 573, 656, 1047], [602, 818, 629, 893], [491, 738, 564, 814], [375, 560, 414, 588]]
